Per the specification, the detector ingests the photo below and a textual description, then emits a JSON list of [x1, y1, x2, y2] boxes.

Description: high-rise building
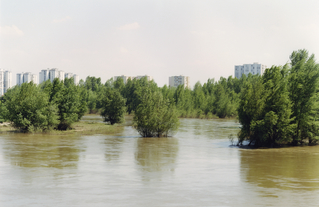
[[49, 68, 59, 82], [39, 69, 50, 84], [73, 74, 80, 85], [31, 74, 38, 84], [16, 73, 23, 86], [0, 69, 4, 96], [65, 73, 73, 79], [17, 72, 37, 85], [48, 68, 65, 82], [135, 75, 153, 81], [234, 63, 267, 79], [114, 75, 133, 84], [65, 73, 80, 85], [23, 72, 32, 83], [169, 75, 190, 88], [3, 71, 12, 93], [58, 70, 65, 82]]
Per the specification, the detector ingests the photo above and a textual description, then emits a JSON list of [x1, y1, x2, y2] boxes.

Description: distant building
[[39, 69, 50, 84], [48, 68, 66, 82], [16, 73, 23, 86], [31, 74, 38, 84], [114, 75, 133, 84], [0, 69, 11, 95], [58, 70, 65, 82], [4, 71, 12, 93], [169, 75, 190, 88], [0, 69, 4, 96], [234, 62, 267, 79], [23, 72, 32, 83], [65, 73, 80, 85], [65, 73, 73, 79], [135, 75, 153, 81], [73, 74, 80, 85], [47, 68, 58, 82], [17, 72, 37, 86]]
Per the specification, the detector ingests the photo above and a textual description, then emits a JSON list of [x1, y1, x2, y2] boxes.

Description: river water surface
[[0, 118, 319, 206]]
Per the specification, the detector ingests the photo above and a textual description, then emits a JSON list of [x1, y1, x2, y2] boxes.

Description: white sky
[[1, 0, 319, 87]]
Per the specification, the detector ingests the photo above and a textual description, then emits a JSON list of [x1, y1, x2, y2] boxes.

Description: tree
[[237, 66, 295, 147], [288, 49, 319, 145], [2, 83, 59, 131], [213, 78, 238, 118], [237, 75, 265, 145], [133, 88, 179, 137], [48, 78, 87, 130], [100, 88, 126, 125], [249, 66, 293, 147]]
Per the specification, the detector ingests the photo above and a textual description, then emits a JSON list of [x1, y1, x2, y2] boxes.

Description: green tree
[[114, 77, 125, 95], [288, 49, 319, 145], [2, 83, 59, 131], [100, 89, 126, 125], [237, 75, 265, 145], [49, 78, 87, 130], [193, 81, 207, 112], [238, 66, 295, 147], [213, 78, 238, 118], [133, 88, 179, 137]]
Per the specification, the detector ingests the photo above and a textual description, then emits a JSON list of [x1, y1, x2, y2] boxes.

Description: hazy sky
[[1, 0, 319, 87]]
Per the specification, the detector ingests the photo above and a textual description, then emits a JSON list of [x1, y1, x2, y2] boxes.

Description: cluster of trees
[[92, 77, 179, 137], [237, 49, 319, 147], [0, 78, 87, 131], [2, 49, 318, 142], [85, 75, 245, 120]]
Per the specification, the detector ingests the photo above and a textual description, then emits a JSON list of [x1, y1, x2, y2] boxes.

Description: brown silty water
[[0, 117, 318, 206]]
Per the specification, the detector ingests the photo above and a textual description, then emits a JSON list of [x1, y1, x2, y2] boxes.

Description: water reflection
[[104, 137, 124, 162], [240, 146, 319, 191], [179, 118, 240, 140], [2, 134, 83, 168], [135, 138, 178, 180]]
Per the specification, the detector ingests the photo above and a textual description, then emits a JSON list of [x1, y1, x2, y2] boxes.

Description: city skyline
[[1, 1, 319, 87]]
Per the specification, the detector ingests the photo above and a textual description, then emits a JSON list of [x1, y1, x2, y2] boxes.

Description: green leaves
[[1, 78, 87, 131], [133, 88, 179, 137], [238, 50, 319, 147], [289, 49, 319, 144], [100, 88, 126, 125], [2, 83, 59, 131], [237, 66, 294, 147]]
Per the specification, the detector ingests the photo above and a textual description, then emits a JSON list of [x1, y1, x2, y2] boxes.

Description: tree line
[[0, 49, 318, 145]]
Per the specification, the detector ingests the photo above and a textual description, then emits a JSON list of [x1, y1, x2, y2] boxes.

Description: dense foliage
[[2, 82, 59, 131], [133, 87, 179, 137], [237, 49, 319, 147], [101, 88, 126, 125], [2, 49, 319, 145], [1, 78, 87, 131]]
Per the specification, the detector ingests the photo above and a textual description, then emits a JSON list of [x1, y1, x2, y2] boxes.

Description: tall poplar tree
[[288, 49, 319, 144]]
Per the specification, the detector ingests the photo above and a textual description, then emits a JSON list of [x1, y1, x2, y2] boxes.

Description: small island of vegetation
[[237, 49, 319, 147]]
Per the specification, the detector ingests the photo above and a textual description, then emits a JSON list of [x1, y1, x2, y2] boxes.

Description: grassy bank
[[0, 114, 126, 135]]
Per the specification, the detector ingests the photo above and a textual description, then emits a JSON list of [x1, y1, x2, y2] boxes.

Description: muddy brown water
[[0, 118, 319, 206]]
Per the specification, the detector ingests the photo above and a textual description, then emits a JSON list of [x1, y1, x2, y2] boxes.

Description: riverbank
[[0, 114, 126, 135]]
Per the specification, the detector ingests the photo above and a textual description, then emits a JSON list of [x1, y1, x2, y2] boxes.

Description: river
[[0, 118, 319, 206]]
